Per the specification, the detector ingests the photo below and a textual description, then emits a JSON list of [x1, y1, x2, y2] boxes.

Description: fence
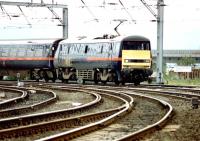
[[169, 69, 200, 79]]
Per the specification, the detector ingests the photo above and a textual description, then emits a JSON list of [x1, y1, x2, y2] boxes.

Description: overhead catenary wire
[[80, 0, 99, 22], [0, 1, 67, 31], [140, 0, 157, 19], [18, 6, 32, 27], [118, 0, 136, 23], [0, 0, 159, 28], [47, 7, 63, 24], [0, 4, 11, 20]]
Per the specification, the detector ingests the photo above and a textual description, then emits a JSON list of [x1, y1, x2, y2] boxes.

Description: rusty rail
[[0, 89, 57, 118], [0, 86, 28, 109], [36, 88, 134, 141], [0, 108, 121, 139], [117, 92, 173, 141], [0, 89, 101, 130]]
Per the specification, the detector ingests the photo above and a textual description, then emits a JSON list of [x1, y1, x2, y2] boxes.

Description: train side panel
[[54, 39, 122, 83], [0, 40, 60, 81], [54, 41, 121, 70], [0, 44, 53, 69]]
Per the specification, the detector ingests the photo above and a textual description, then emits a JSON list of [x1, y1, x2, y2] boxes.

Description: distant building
[[152, 50, 200, 64], [152, 50, 200, 79]]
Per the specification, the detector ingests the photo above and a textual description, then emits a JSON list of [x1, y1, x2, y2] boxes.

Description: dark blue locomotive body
[[54, 39, 121, 69], [54, 36, 153, 85]]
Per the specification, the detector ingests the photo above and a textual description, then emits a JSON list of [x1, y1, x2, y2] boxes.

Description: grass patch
[[164, 74, 200, 86]]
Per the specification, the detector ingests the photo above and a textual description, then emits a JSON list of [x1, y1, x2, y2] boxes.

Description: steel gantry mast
[[0, 1, 68, 38], [140, 0, 165, 84], [156, 0, 164, 84]]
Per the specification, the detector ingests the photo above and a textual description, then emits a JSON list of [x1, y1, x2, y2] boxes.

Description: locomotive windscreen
[[122, 41, 150, 50]]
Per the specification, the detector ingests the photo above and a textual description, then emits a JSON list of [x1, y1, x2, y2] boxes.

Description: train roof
[[121, 35, 150, 42], [0, 39, 59, 45], [61, 35, 150, 44]]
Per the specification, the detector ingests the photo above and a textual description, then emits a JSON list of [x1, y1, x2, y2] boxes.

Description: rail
[[117, 92, 173, 141], [0, 86, 28, 109], [0, 89, 101, 130], [35, 87, 134, 141]]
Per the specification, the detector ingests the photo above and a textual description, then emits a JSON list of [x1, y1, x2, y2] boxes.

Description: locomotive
[[54, 35, 153, 85], [0, 35, 153, 85]]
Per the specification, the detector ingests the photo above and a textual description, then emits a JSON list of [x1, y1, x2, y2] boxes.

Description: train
[[0, 35, 153, 85]]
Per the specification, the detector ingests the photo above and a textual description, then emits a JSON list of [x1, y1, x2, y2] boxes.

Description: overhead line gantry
[[0, 1, 68, 38]]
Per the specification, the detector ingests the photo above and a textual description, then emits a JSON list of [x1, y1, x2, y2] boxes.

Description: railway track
[[0, 84, 132, 140], [0, 81, 199, 140], [38, 83, 200, 140], [0, 88, 57, 118], [81, 84, 200, 141], [0, 86, 28, 110], [20, 86, 172, 140]]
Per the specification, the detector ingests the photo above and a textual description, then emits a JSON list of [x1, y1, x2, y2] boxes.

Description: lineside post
[[156, 0, 164, 84], [63, 8, 68, 39]]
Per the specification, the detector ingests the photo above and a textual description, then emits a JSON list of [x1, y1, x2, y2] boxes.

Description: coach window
[[103, 43, 109, 53], [1, 47, 9, 57], [18, 46, 26, 57], [10, 48, 17, 57], [114, 42, 120, 50], [45, 45, 50, 54], [27, 46, 34, 57], [60, 45, 63, 51]]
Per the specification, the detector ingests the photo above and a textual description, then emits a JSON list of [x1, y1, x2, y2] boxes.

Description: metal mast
[[0, 1, 68, 38], [140, 0, 165, 84], [156, 0, 164, 84], [62, 8, 68, 38]]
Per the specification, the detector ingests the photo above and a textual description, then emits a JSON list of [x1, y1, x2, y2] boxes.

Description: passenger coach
[[0, 39, 62, 81]]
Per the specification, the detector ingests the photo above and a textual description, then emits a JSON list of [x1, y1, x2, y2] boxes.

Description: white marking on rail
[[72, 102, 82, 106], [162, 125, 181, 132], [0, 92, 5, 98], [56, 101, 82, 106]]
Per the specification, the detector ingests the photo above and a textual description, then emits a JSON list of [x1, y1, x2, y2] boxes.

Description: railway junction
[[0, 81, 200, 140], [0, 0, 200, 141]]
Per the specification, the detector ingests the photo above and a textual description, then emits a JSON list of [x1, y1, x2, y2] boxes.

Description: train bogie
[[0, 69, 30, 80]]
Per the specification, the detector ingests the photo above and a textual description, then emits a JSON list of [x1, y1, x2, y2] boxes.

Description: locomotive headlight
[[124, 59, 129, 63], [145, 60, 150, 63]]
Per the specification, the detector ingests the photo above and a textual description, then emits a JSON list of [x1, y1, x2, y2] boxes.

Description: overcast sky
[[0, 0, 200, 50]]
